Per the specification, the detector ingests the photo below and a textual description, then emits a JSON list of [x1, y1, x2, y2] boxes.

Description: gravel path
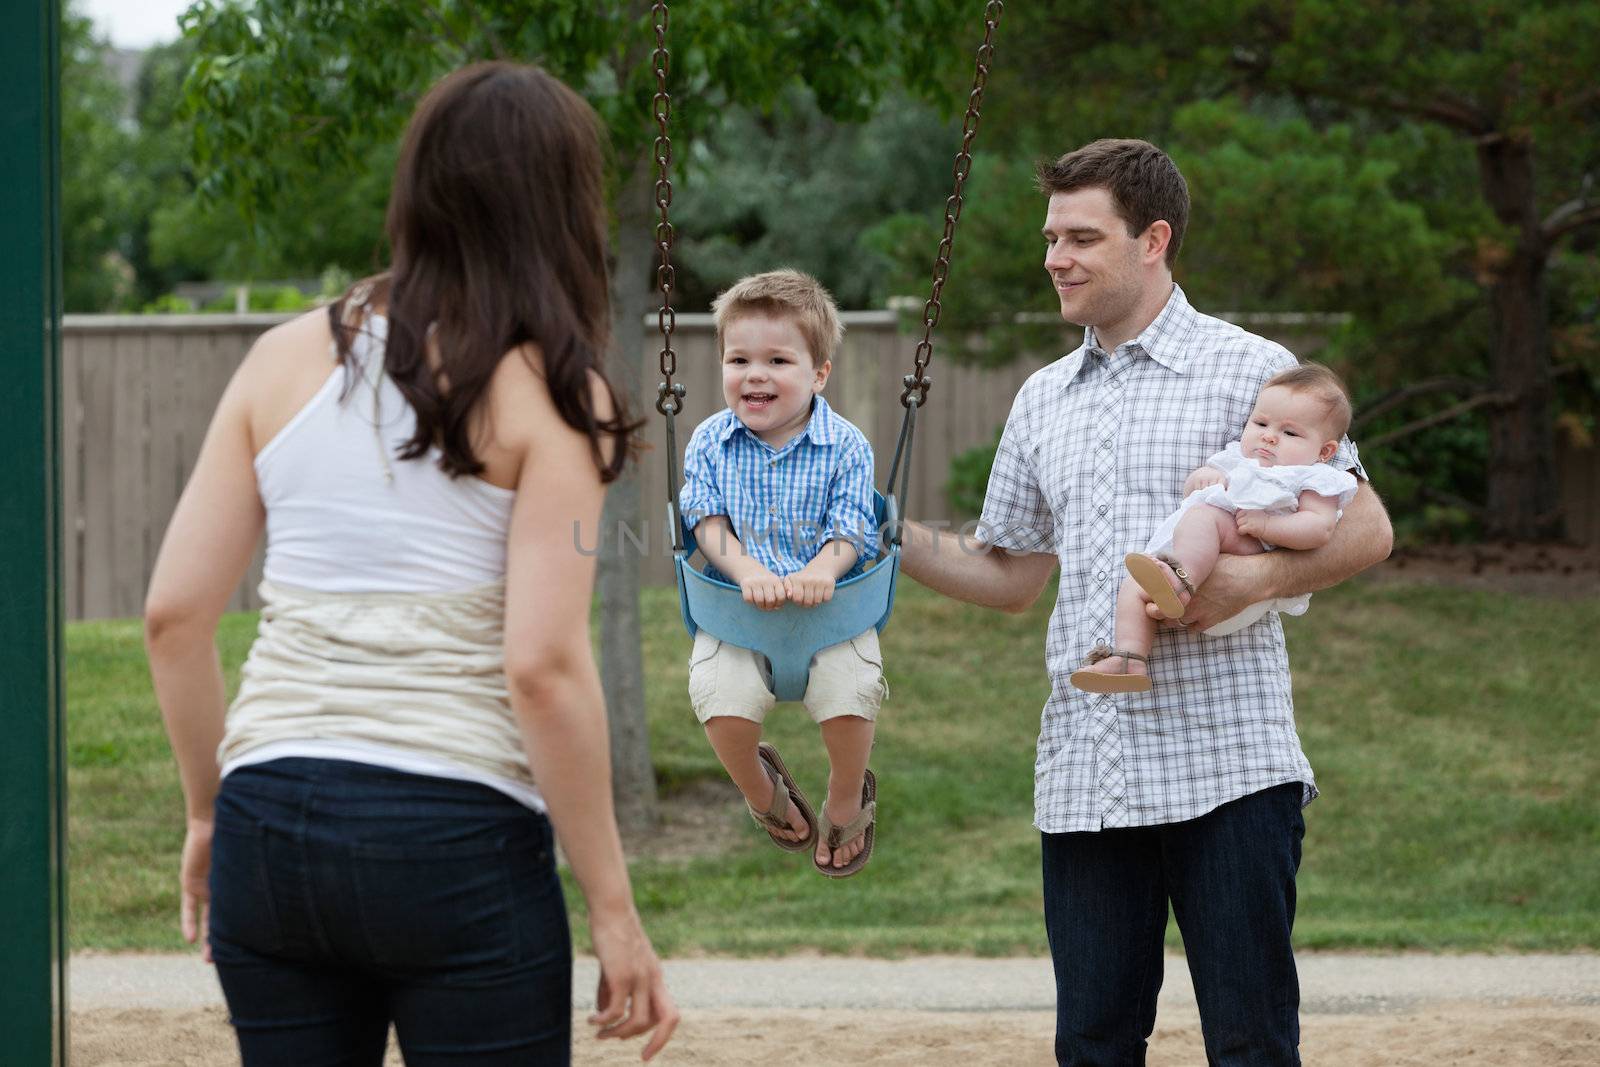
[[72, 951, 1600, 1015]]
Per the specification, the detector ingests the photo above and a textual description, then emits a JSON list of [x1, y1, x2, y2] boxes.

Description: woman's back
[[253, 309, 514, 593], [215, 302, 564, 810], [144, 60, 676, 1064]]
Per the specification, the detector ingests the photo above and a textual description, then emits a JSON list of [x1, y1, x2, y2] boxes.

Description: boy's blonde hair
[[1264, 361, 1353, 440], [711, 269, 844, 367]]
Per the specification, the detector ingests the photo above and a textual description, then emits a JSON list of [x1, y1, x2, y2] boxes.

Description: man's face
[[1041, 187, 1147, 334]]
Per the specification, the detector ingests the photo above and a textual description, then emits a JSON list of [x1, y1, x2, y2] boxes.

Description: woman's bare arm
[[498, 356, 676, 1058]]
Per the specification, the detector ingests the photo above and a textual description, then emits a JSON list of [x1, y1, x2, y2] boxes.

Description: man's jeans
[[209, 757, 572, 1066], [1042, 782, 1306, 1067]]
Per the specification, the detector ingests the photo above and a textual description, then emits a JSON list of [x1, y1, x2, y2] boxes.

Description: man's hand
[[739, 571, 788, 611], [1178, 553, 1278, 632], [784, 565, 836, 608], [1182, 466, 1226, 496], [1234, 509, 1271, 540]]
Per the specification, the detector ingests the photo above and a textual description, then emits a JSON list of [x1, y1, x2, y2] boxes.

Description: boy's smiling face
[[721, 312, 831, 448]]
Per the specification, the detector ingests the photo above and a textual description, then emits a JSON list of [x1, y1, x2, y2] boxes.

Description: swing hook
[[656, 380, 685, 416]]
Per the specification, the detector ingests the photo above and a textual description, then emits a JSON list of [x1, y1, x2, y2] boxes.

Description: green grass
[[67, 579, 1600, 954]]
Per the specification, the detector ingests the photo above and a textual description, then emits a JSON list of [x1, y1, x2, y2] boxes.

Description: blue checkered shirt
[[980, 285, 1368, 833], [680, 395, 877, 583]]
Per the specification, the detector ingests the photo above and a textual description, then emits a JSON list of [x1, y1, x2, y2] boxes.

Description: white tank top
[[222, 312, 542, 811], [255, 313, 515, 591]]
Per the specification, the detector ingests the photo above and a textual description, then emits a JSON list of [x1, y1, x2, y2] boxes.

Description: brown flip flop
[[1125, 552, 1195, 620], [748, 742, 818, 853], [1069, 646, 1152, 693], [814, 768, 876, 879]]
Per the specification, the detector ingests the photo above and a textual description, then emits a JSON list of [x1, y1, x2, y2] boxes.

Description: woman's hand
[[180, 816, 214, 962], [589, 907, 680, 1061]]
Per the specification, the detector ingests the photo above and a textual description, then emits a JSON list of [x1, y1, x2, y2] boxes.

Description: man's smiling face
[[1041, 186, 1147, 336]]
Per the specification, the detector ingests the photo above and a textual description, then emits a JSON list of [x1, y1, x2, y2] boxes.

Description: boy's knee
[[689, 633, 775, 724], [804, 631, 886, 724]]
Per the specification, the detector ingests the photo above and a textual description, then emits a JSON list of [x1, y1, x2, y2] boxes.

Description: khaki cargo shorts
[[687, 627, 888, 724]]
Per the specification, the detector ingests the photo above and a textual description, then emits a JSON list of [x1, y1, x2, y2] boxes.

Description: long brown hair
[[330, 61, 637, 482]]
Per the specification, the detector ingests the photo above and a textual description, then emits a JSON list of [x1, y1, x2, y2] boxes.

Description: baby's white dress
[[1143, 442, 1359, 636]]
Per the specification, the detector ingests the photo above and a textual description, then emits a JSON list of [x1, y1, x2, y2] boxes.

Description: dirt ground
[[72, 1003, 1600, 1065], [1369, 541, 1600, 599]]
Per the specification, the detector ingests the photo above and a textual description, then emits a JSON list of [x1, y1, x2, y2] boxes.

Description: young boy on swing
[[679, 269, 886, 877]]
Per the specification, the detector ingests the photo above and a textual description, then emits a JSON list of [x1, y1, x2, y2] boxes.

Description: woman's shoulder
[[483, 343, 617, 453], [238, 306, 343, 455]]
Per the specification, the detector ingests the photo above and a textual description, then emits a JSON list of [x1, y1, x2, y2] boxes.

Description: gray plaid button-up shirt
[[980, 285, 1366, 833]]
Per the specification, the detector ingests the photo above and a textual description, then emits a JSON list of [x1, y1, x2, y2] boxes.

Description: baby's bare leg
[[1081, 578, 1157, 680], [1170, 504, 1263, 589]]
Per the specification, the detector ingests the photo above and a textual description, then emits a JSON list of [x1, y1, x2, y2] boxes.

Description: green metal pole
[[0, 0, 67, 1062]]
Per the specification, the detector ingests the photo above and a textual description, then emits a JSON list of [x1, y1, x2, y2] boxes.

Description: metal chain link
[[902, 0, 1003, 409], [651, 1, 684, 418]]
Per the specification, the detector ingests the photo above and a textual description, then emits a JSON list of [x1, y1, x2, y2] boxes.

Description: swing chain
[[902, 0, 1003, 409], [651, 1, 682, 418]]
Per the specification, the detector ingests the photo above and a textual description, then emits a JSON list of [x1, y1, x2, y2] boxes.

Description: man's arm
[[900, 519, 1058, 614], [1178, 481, 1393, 631]]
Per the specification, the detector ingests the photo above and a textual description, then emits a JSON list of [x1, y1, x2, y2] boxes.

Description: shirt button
[[1098, 504, 1109, 515], [1100, 439, 1112, 449], [768, 506, 777, 515], [1096, 571, 1107, 581]]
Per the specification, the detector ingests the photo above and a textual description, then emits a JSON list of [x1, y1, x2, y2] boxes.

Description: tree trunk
[[599, 164, 658, 833], [1475, 134, 1562, 541]]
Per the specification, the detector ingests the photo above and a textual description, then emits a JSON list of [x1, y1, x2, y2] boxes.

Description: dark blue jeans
[[1041, 782, 1306, 1067], [209, 758, 571, 1066]]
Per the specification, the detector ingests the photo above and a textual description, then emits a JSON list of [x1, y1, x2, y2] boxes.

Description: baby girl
[[1072, 362, 1359, 693]]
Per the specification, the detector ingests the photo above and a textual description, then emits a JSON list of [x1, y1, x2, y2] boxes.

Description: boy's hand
[[739, 572, 788, 611], [1182, 466, 1226, 496], [1235, 510, 1271, 539], [784, 567, 836, 608]]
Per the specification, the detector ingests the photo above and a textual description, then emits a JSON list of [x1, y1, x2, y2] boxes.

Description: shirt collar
[[719, 394, 837, 447], [1080, 283, 1197, 375]]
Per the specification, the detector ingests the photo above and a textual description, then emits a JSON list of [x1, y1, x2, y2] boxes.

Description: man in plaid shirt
[[901, 140, 1393, 1065]]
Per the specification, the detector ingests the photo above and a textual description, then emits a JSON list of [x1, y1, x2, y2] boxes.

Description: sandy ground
[[70, 1003, 1600, 1065], [71, 953, 1600, 1065]]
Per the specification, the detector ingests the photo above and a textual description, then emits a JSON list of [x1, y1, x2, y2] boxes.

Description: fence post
[[0, 0, 68, 1062]]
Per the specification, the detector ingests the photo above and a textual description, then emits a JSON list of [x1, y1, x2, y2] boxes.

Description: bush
[[945, 428, 1002, 518]]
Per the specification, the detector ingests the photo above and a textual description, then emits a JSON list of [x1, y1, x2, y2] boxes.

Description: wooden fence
[[57, 312, 1599, 620], [58, 312, 1055, 620]]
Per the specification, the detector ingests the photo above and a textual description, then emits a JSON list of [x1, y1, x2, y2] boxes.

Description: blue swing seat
[[674, 492, 900, 703]]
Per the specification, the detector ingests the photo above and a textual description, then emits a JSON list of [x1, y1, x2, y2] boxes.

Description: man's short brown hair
[[1264, 361, 1353, 440], [1036, 139, 1189, 268], [711, 269, 844, 366]]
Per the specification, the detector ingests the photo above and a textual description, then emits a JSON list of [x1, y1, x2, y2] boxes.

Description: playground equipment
[[650, 0, 1005, 700]]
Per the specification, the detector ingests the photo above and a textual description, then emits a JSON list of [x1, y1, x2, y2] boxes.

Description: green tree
[[128, 36, 393, 305], [61, 5, 140, 311], [670, 86, 959, 310], [897, 1, 1600, 541], [177, 0, 981, 828]]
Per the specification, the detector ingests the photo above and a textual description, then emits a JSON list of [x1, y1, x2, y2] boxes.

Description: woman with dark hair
[[145, 62, 677, 1064]]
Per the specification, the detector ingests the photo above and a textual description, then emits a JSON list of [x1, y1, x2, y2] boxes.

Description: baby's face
[[1240, 385, 1339, 467]]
